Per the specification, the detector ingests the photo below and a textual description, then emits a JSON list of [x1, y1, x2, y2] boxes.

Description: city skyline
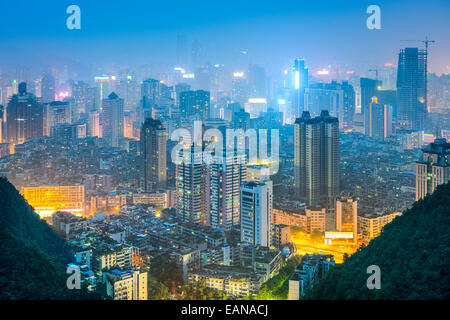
[[0, 0, 448, 304]]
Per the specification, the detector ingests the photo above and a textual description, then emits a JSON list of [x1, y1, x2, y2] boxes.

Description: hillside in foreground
[[305, 182, 450, 300], [0, 177, 98, 299]]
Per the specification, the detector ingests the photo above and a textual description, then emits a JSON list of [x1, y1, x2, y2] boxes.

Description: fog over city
[[1, 0, 449, 79]]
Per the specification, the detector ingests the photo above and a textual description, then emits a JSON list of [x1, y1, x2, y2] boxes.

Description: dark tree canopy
[[305, 182, 450, 300], [0, 178, 100, 300]]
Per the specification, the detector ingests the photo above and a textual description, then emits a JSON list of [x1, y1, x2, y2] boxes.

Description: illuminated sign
[[248, 98, 267, 104], [61, 208, 83, 213], [94, 76, 109, 82], [58, 91, 69, 98], [423, 133, 436, 143], [324, 232, 354, 239], [233, 72, 244, 78], [182, 73, 195, 79], [295, 71, 300, 89], [317, 69, 329, 75]]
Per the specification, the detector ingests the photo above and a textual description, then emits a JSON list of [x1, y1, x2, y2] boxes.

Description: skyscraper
[[368, 97, 392, 141], [294, 110, 339, 207], [416, 138, 450, 201], [88, 111, 100, 137], [292, 59, 308, 118], [210, 64, 226, 98], [397, 47, 427, 131], [50, 123, 86, 143], [248, 65, 267, 98], [195, 65, 211, 92], [360, 77, 382, 135], [6, 82, 44, 148], [102, 92, 124, 148], [240, 179, 273, 247], [141, 78, 162, 112], [94, 75, 111, 106], [174, 83, 191, 106], [208, 151, 247, 232], [179, 90, 210, 120], [41, 73, 55, 103], [44, 101, 72, 136], [190, 40, 203, 73], [231, 72, 249, 105], [116, 74, 140, 112], [0, 105, 4, 143], [176, 34, 188, 69], [304, 82, 343, 125], [335, 195, 357, 239], [232, 108, 250, 131], [140, 118, 167, 193], [176, 143, 206, 225], [341, 81, 356, 126], [94, 76, 110, 109]]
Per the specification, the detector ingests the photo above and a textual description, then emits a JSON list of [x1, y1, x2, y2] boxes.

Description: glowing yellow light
[[248, 98, 267, 104]]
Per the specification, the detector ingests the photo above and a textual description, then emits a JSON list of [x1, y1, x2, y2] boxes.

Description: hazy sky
[[0, 0, 449, 77]]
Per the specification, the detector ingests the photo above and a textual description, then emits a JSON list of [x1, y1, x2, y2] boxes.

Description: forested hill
[[0, 177, 71, 268], [0, 177, 97, 299], [305, 182, 450, 300]]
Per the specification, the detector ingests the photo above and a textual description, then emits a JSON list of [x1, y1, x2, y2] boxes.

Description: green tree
[[305, 182, 450, 300]]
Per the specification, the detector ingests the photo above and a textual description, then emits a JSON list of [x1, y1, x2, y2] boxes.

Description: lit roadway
[[292, 238, 358, 264]]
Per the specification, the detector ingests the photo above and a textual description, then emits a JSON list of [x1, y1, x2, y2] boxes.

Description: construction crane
[[401, 36, 436, 55], [368, 66, 389, 81]]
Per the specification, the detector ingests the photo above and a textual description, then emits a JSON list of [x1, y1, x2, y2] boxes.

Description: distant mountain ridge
[[305, 182, 450, 300]]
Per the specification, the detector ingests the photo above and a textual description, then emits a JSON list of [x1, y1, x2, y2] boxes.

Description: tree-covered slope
[[305, 182, 450, 300], [0, 177, 72, 268], [0, 178, 98, 299], [0, 223, 85, 299]]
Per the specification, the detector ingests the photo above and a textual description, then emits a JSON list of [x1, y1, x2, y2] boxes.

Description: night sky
[[0, 0, 449, 76]]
